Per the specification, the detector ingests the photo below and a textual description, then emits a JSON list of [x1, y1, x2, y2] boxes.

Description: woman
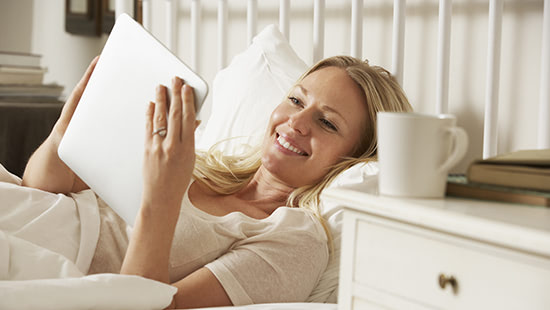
[[21, 55, 412, 308]]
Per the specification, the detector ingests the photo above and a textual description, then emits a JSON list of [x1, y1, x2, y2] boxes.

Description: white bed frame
[[114, 0, 549, 162]]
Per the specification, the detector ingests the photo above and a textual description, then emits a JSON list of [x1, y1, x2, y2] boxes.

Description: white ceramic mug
[[377, 112, 468, 198]]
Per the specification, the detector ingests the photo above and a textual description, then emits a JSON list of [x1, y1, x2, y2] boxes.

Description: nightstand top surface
[[322, 188, 550, 257]]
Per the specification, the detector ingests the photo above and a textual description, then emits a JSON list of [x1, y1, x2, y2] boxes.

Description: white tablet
[[58, 14, 208, 225]]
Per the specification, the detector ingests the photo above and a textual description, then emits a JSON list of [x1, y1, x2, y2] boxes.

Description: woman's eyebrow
[[296, 84, 346, 123], [321, 105, 345, 123]]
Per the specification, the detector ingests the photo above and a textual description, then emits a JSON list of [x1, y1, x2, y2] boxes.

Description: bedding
[[0, 24, 379, 310]]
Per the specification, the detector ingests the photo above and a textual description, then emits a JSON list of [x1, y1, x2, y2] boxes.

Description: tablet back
[[58, 14, 208, 225]]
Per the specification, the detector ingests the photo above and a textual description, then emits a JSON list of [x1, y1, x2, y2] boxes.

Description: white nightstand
[[322, 188, 550, 309]]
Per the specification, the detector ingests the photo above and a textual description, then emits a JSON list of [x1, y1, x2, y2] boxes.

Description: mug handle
[[438, 127, 469, 173]]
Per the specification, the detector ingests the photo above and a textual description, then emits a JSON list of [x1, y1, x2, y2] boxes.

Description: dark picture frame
[[65, 0, 101, 36], [66, 0, 142, 36]]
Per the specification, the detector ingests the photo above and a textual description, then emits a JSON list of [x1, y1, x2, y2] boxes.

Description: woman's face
[[261, 66, 368, 188]]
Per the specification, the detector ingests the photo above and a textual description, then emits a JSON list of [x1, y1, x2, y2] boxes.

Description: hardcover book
[[467, 149, 550, 192]]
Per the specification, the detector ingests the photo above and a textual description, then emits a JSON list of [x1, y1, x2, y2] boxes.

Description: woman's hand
[[141, 76, 197, 209], [22, 56, 98, 193], [50, 56, 99, 147], [121, 77, 197, 294]]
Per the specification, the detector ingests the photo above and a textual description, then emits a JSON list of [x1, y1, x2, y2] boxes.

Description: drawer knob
[[438, 274, 458, 294]]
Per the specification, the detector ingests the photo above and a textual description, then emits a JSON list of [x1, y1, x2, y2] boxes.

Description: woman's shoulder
[[262, 207, 328, 242]]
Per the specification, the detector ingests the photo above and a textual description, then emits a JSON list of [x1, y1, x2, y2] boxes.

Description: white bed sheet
[[187, 303, 337, 310]]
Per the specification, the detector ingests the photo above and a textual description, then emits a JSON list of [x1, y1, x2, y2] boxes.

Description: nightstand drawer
[[349, 210, 550, 309]]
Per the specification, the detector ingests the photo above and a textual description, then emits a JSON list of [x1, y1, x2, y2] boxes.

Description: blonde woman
[[22, 55, 412, 308]]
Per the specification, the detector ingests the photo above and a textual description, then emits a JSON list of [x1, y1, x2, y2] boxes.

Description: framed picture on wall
[[65, 0, 101, 36], [66, 0, 142, 36]]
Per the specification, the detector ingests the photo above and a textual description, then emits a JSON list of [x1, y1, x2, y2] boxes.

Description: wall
[[1, 0, 545, 173], [0, 0, 107, 97], [31, 0, 107, 97], [0, 0, 34, 53]]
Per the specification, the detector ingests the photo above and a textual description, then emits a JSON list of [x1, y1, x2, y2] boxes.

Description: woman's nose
[[288, 110, 310, 136]]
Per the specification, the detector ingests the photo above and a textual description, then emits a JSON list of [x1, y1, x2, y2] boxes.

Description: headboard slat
[[191, 0, 201, 72], [391, 0, 406, 86], [350, 0, 363, 59], [313, 0, 326, 63], [483, 0, 504, 159], [217, 0, 228, 70], [247, 0, 258, 46], [539, 0, 550, 149], [165, 0, 178, 54], [436, 0, 452, 115], [279, 0, 291, 40]]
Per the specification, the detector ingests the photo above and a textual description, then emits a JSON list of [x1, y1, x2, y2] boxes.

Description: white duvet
[[0, 164, 335, 310], [0, 164, 177, 310]]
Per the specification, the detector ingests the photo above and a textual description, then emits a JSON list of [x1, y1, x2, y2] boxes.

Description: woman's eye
[[320, 118, 337, 131], [288, 96, 302, 106]]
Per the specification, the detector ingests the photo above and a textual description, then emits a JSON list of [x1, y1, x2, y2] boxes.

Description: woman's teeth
[[277, 135, 306, 155]]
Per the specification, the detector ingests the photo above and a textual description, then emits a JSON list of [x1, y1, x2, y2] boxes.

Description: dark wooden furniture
[[0, 102, 64, 177]]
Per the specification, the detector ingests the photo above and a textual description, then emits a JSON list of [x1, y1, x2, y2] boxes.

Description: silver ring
[[152, 127, 167, 137]]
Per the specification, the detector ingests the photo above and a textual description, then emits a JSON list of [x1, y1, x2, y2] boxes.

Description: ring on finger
[[152, 126, 167, 137]]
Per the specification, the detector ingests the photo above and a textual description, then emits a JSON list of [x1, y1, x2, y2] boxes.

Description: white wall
[[0, 0, 107, 97], [2, 0, 545, 173], [31, 0, 107, 97], [0, 0, 34, 53]]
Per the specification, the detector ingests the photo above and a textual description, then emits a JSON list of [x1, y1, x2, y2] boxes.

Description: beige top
[[88, 183, 329, 305]]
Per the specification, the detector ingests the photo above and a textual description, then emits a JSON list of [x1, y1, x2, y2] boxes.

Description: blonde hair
[[193, 56, 412, 246]]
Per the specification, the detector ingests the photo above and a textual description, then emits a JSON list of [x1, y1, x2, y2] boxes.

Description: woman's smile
[[275, 133, 308, 156]]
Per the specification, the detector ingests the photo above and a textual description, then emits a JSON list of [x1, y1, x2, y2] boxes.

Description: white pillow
[[306, 161, 379, 304], [196, 24, 380, 304], [196, 24, 308, 154]]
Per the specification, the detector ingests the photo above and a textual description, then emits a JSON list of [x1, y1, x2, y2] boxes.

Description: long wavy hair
[[192, 56, 412, 244]]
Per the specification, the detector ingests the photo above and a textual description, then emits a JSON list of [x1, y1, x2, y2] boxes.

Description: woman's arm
[[120, 77, 231, 308], [21, 57, 98, 194]]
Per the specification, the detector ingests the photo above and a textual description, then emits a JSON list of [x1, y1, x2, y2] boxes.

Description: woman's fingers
[[153, 85, 168, 142], [181, 84, 196, 138], [144, 101, 155, 147], [148, 77, 196, 146], [167, 77, 183, 142], [62, 56, 99, 118]]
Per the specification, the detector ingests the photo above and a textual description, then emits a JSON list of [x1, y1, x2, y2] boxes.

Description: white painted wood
[[483, 0, 504, 159], [115, 0, 134, 19], [165, 0, 178, 53], [540, 0, 550, 149], [191, 0, 201, 72], [350, 0, 363, 59], [325, 188, 550, 310], [247, 0, 258, 46], [435, 0, 452, 114], [217, 0, 228, 70], [392, 0, 406, 85], [141, 0, 151, 30], [313, 0, 325, 63], [279, 0, 290, 39]]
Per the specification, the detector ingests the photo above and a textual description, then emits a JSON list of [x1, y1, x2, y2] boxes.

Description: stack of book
[[446, 149, 550, 207], [0, 51, 64, 103]]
